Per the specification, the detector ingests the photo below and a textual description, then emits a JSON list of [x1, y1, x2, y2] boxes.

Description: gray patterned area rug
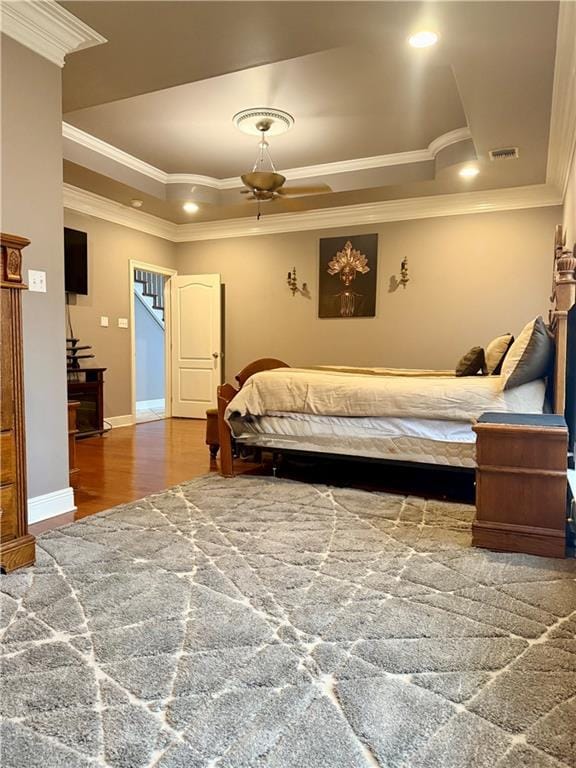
[[1, 475, 576, 768]]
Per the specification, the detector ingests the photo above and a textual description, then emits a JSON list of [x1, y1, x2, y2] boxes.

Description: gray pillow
[[456, 346, 487, 377], [502, 316, 554, 390]]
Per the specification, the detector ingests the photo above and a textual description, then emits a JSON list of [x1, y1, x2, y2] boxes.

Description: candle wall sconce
[[388, 257, 410, 293], [287, 267, 309, 297], [400, 256, 410, 288]]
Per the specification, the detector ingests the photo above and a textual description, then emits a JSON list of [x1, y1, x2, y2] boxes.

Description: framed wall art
[[318, 234, 378, 318]]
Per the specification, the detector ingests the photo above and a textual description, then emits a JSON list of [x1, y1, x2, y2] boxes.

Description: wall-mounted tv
[[64, 227, 88, 295]]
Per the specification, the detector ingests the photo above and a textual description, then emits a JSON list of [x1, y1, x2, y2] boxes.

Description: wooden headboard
[[550, 225, 576, 428]]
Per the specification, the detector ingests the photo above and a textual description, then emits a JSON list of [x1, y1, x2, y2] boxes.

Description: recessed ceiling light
[[130, 199, 143, 208], [459, 166, 480, 179], [182, 201, 199, 214], [408, 31, 439, 48]]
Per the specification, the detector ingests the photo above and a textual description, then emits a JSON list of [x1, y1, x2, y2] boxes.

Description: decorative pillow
[[485, 333, 514, 375], [502, 316, 554, 390], [456, 346, 487, 377]]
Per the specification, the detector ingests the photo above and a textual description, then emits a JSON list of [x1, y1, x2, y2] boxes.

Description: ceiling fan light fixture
[[241, 171, 286, 193], [233, 108, 294, 137]]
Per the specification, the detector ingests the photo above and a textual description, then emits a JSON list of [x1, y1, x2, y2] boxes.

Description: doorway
[[129, 261, 177, 424]]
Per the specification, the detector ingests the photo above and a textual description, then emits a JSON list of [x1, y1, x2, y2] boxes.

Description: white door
[[170, 274, 221, 418]]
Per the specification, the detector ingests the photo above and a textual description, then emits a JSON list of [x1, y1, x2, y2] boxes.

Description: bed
[[226, 368, 547, 469], [217, 226, 576, 477]]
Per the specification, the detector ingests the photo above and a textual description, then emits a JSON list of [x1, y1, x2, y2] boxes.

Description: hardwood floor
[[29, 417, 475, 536], [30, 418, 258, 535]]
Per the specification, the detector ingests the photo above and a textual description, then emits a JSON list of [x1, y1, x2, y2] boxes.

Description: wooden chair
[[216, 358, 289, 476]]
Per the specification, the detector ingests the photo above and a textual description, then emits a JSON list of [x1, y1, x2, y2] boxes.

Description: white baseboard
[[28, 486, 76, 525], [106, 414, 134, 428], [136, 399, 165, 410]]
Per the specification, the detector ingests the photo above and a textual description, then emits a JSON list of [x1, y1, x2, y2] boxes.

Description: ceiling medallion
[[233, 108, 294, 137]]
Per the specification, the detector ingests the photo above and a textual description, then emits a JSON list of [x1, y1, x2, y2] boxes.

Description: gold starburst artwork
[[327, 241, 370, 287]]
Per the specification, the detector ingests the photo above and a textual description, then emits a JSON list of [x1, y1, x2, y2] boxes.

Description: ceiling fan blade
[[276, 184, 332, 196]]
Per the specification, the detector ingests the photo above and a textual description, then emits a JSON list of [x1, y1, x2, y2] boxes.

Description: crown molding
[[546, 0, 576, 198], [62, 122, 472, 191], [63, 123, 167, 183], [64, 182, 561, 244], [1, 0, 106, 68], [220, 126, 473, 186], [173, 184, 561, 242], [63, 184, 178, 241]]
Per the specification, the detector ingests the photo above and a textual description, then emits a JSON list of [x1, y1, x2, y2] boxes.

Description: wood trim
[[0, 535, 36, 571], [551, 226, 576, 415], [473, 423, 568, 439], [472, 522, 566, 558], [472, 518, 565, 539], [480, 465, 566, 479], [0, 233, 35, 572]]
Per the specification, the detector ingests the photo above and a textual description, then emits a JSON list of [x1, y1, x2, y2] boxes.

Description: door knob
[[212, 352, 219, 359]]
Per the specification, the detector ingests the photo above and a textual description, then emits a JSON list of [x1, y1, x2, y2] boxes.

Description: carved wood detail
[[0, 233, 35, 572]]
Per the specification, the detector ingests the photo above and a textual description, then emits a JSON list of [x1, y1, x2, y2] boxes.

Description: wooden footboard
[[217, 383, 238, 477], [216, 358, 290, 477]]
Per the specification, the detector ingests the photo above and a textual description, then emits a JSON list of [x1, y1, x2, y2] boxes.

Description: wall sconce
[[400, 256, 410, 288], [287, 267, 309, 297], [388, 257, 410, 293]]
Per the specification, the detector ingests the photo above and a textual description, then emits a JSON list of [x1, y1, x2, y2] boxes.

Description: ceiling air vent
[[489, 147, 519, 161]]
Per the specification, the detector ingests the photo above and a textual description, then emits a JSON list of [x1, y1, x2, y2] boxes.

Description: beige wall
[[1, 36, 69, 500], [176, 206, 561, 381], [563, 149, 576, 246], [64, 211, 177, 417]]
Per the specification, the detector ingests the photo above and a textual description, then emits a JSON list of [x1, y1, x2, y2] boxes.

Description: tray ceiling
[[59, 1, 560, 224]]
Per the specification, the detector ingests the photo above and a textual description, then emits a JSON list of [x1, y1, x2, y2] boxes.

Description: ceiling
[[59, 1, 560, 225]]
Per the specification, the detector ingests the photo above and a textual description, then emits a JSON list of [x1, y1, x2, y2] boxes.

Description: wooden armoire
[[1, 233, 35, 572]]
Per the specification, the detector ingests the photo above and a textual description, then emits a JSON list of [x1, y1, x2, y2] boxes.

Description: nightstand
[[472, 413, 568, 558]]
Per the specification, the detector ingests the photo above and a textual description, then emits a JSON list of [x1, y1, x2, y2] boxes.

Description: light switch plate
[[100, 316, 109, 327], [28, 270, 47, 293], [118, 318, 129, 329]]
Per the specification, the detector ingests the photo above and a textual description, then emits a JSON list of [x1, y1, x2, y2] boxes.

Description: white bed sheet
[[243, 413, 477, 443]]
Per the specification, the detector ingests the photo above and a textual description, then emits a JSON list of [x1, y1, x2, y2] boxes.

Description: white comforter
[[226, 367, 547, 423]]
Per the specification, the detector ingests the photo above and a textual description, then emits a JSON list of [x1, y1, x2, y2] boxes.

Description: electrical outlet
[[100, 316, 109, 327], [28, 270, 47, 293], [118, 318, 129, 329]]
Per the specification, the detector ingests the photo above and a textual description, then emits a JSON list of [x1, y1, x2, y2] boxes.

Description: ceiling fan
[[234, 109, 331, 216]]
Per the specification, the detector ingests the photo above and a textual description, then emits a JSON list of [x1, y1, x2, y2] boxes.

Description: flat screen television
[[64, 227, 88, 295]]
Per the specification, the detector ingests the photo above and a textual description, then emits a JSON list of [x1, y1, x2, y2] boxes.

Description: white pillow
[[485, 333, 514, 375], [501, 317, 554, 390]]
